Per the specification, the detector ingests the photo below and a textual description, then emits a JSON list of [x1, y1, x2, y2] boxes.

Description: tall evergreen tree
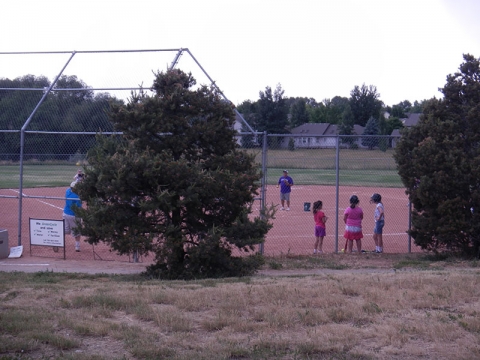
[[394, 54, 480, 256], [361, 116, 379, 149], [257, 84, 288, 134], [75, 69, 272, 279], [289, 98, 309, 128], [338, 104, 356, 147], [349, 84, 383, 126]]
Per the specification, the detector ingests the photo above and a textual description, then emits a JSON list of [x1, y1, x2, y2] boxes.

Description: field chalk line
[[8, 189, 64, 210]]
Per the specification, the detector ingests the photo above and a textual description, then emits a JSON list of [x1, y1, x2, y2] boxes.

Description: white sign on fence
[[29, 218, 65, 247]]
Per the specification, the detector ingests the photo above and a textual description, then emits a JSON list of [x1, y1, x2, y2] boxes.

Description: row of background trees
[[0, 74, 427, 158], [0, 75, 119, 160], [236, 83, 427, 141]]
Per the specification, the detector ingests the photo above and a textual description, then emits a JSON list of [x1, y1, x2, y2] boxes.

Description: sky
[[1, 0, 479, 107]]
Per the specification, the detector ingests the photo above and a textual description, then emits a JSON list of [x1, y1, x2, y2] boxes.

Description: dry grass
[[1, 256, 480, 359]]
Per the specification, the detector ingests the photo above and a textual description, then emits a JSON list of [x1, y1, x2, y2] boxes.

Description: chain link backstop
[[0, 49, 412, 261]]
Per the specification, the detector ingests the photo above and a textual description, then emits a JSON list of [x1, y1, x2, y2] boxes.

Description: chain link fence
[[0, 50, 413, 261], [0, 49, 201, 262], [247, 133, 412, 256], [1, 131, 411, 261]]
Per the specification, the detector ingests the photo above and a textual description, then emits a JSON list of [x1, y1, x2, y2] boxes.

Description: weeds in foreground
[[0, 265, 479, 359]]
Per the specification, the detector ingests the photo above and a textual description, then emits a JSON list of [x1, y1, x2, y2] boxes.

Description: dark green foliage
[[378, 138, 388, 152], [349, 84, 383, 126], [289, 98, 309, 128], [378, 116, 389, 152], [361, 116, 379, 149], [237, 101, 257, 148], [394, 54, 480, 256], [386, 100, 412, 118], [338, 104, 357, 147], [76, 69, 273, 279], [410, 99, 428, 113], [0, 74, 119, 160], [256, 84, 289, 134], [288, 137, 295, 151], [308, 96, 349, 124], [385, 117, 404, 135]]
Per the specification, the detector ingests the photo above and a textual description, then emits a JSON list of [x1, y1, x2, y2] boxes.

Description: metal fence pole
[[335, 135, 340, 253], [259, 131, 268, 255], [17, 51, 77, 246], [408, 201, 412, 253]]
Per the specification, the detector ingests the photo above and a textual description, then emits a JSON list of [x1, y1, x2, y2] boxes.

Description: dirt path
[[0, 256, 147, 274], [1, 252, 475, 276]]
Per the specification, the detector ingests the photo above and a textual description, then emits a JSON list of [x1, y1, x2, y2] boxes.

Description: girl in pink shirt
[[313, 200, 328, 254], [343, 195, 363, 253]]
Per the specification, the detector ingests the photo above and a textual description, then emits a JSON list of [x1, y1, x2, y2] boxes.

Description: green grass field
[[262, 148, 398, 170], [0, 148, 403, 189], [267, 168, 402, 187], [259, 148, 402, 187], [0, 164, 79, 188]]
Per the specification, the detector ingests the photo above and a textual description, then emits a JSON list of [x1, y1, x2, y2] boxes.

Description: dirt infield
[[0, 187, 137, 262], [0, 185, 417, 263], [262, 184, 416, 255]]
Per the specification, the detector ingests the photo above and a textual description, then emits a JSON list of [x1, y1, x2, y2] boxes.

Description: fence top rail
[[0, 49, 183, 55], [23, 131, 123, 135], [0, 87, 148, 92], [238, 132, 264, 135], [268, 133, 401, 138], [23, 195, 79, 201]]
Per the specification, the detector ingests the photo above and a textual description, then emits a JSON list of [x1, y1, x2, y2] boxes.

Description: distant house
[[289, 123, 337, 148], [400, 113, 421, 127], [234, 112, 257, 146], [233, 112, 244, 145], [284, 123, 365, 149], [391, 113, 422, 148]]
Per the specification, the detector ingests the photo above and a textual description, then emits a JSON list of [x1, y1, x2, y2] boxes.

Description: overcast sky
[[1, 0, 479, 106]]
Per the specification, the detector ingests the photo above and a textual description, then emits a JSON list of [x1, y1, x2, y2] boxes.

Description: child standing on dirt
[[313, 200, 327, 254], [343, 195, 363, 253], [370, 193, 385, 253]]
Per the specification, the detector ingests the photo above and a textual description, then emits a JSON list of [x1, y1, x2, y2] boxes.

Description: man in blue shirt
[[276, 170, 293, 211], [63, 182, 82, 252]]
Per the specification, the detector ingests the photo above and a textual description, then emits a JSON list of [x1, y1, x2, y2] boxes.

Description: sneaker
[[313, 249, 317, 254], [75, 248, 80, 252], [375, 250, 382, 253], [280, 207, 285, 210], [286, 207, 290, 211]]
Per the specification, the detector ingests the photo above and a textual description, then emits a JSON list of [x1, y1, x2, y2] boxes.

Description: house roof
[[290, 123, 365, 135], [400, 113, 421, 127], [352, 125, 365, 135], [290, 123, 332, 135], [391, 129, 401, 136]]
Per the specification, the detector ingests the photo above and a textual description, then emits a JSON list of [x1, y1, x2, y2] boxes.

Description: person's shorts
[[63, 213, 80, 236], [315, 225, 326, 237], [344, 225, 363, 240], [280, 192, 290, 201], [374, 220, 385, 234]]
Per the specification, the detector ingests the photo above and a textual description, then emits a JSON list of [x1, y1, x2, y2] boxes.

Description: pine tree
[[75, 69, 273, 278], [361, 116, 379, 149], [338, 104, 356, 148], [394, 54, 480, 256]]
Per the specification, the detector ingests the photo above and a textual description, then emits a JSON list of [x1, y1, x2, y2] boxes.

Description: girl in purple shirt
[[343, 195, 363, 253]]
